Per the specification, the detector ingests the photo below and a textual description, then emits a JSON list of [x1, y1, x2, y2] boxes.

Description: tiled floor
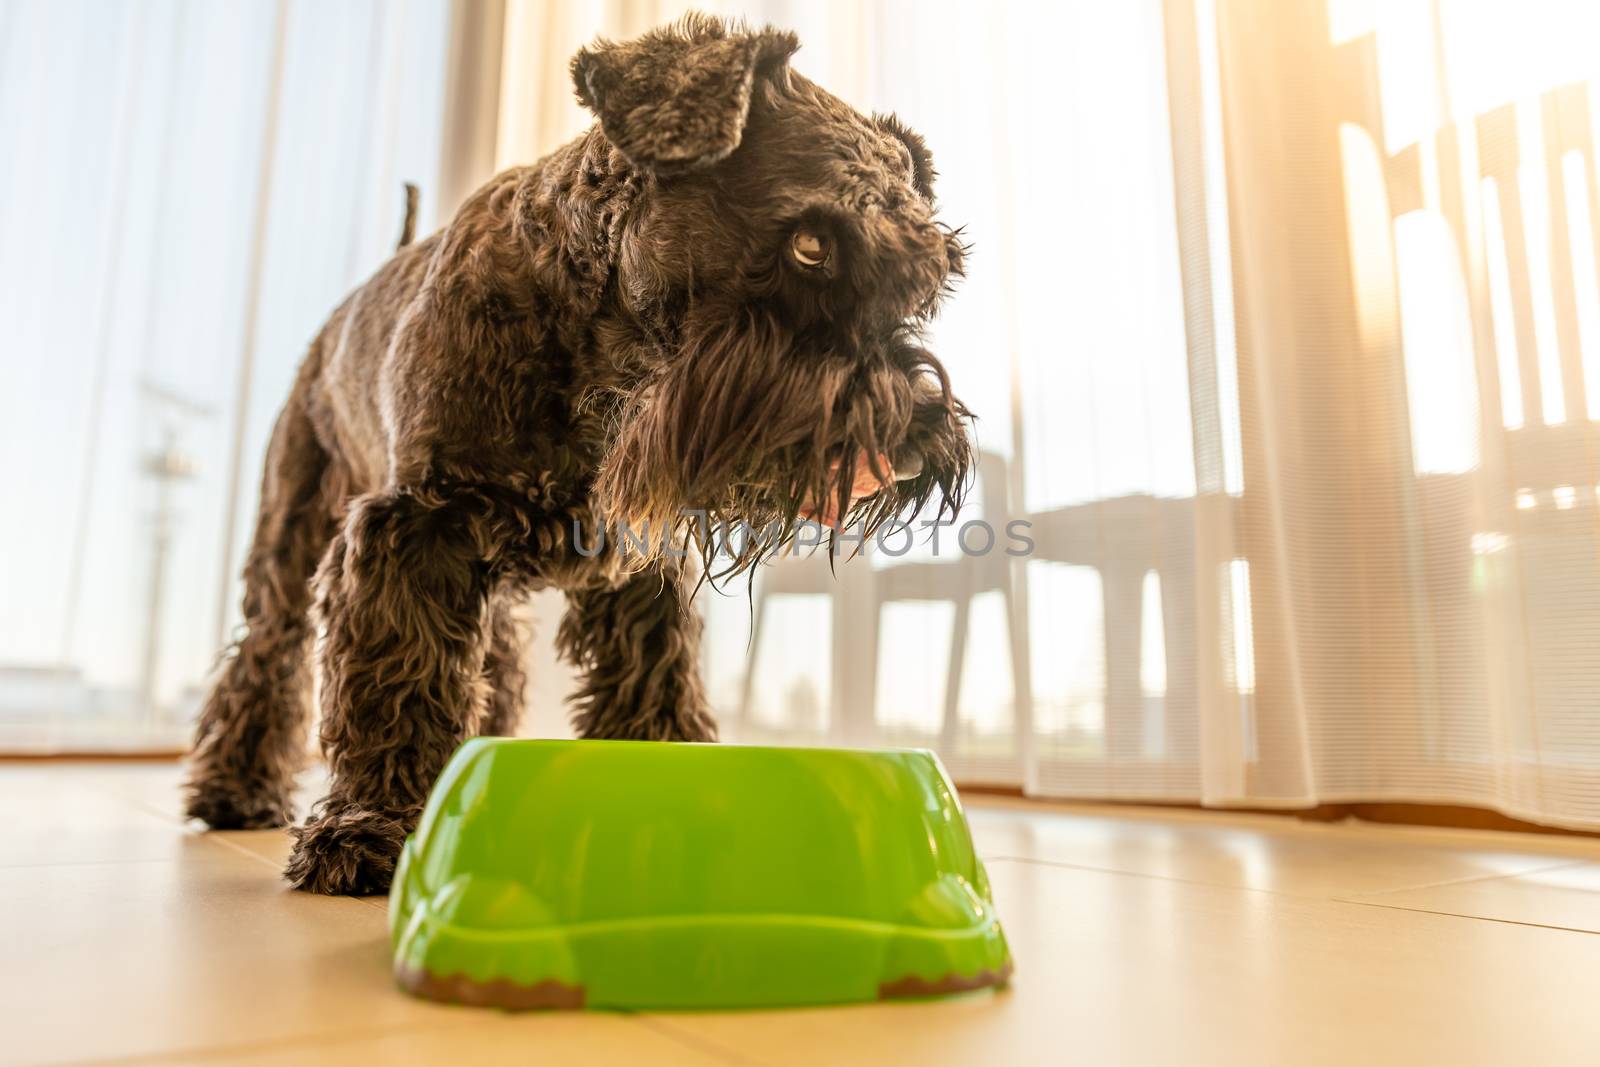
[[6, 764, 1600, 1066]]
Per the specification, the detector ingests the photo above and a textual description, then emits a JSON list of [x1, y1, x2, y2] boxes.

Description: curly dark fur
[[557, 558, 717, 741], [284, 804, 414, 896], [184, 13, 974, 895]]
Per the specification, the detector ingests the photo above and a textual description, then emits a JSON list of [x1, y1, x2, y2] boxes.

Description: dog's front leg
[[285, 485, 509, 895], [557, 559, 718, 743]]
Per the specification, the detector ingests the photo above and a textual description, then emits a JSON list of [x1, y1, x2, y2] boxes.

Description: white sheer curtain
[[465, 0, 1600, 829], [1208, 0, 1600, 827], [11, 0, 1600, 832], [0, 0, 450, 749]]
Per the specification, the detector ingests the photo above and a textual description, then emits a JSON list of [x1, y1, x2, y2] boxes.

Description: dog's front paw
[[184, 772, 294, 830], [285, 806, 414, 895]]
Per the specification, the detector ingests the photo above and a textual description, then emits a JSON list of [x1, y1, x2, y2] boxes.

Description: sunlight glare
[[1562, 151, 1600, 419], [1518, 102, 1566, 424], [1482, 178, 1526, 429], [1225, 560, 1256, 694], [1395, 211, 1479, 473]]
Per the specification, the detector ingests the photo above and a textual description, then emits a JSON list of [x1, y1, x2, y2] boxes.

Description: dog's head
[[575, 14, 973, 574]]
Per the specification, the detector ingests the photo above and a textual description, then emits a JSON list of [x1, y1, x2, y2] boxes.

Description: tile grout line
[[50, 1015, 541, 1067], [197, 833, 389, 912], [77, 774, 191, 827], [981, 853, 1299, 899], [199, 832, 290, 872], [0, 771, 284, 877], [50, 770, 393, 911], [1339, 858, 1590, 898], [988, 853, 1600, 934], [0, 856, 203, 872], [980, 851, 1594, 901], [1332, 896, 1600, 937], [1337, 857, 1587, 895], [632, 1014, 778, 1067], [52, 1013, 754, 1067]]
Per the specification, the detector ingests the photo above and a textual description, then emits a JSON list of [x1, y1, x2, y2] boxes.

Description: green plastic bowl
[[389, 738, 1013, 1010]]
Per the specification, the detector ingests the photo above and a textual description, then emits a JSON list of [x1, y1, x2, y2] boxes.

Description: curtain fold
[[1190, 0, 1600, 827], [0, 0, 451, 749], [680, 0, 1600, 829]]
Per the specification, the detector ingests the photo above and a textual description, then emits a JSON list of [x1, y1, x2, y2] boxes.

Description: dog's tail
[[396, 183, 420, 249]]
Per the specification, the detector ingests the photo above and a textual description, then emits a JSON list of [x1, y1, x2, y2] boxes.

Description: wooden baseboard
[[0, 750, 186, 762], [1303, 801, 1600, 839], [958, 785, 1600, 839]]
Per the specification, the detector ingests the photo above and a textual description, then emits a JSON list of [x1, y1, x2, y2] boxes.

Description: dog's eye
[[790, 230, 831, 270]]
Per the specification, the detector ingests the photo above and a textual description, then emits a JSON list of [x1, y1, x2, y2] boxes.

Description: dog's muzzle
[[797, 448, 923, 528]]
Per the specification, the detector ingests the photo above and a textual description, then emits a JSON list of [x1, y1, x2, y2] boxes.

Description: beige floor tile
[[0, 770, 204, 867], [0, 846, 453, 1067], [646, 858, 1600, 1067], [203, 828, 294, 870], [49, 761, 188, 819], [965, 800, 1597, 896], [1347, 862, 1600, 932], [136, 1016, 743, 1067], [77, 763, 341, 889], [11, 764, 1600, 1067], [86, 762, 331, 829], [15, 762, 329, 891]]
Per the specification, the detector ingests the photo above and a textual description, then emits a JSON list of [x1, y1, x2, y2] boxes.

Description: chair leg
[[940, 597, 970, 754], [836, 573, 881, 746], [1003, 576, 1036, 789]]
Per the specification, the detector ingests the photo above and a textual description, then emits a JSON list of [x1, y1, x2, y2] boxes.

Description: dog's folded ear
[[571, 14, 798, 174]]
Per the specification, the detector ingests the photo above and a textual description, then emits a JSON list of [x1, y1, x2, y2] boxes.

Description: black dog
[[183, 13, 973, 895]]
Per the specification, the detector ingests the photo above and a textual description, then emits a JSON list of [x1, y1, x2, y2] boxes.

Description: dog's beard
[[594, 306, 972, 579]]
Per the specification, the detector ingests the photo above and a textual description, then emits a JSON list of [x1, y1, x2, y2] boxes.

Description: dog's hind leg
[[184, 382, 338, 829], [557, 560, 719, 743], [477, 591, 529, 736], [284, 483, 517, 895]]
